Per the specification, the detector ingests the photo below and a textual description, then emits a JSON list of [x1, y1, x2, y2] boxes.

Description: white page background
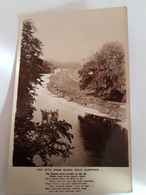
[[0, 0, 146, 194]]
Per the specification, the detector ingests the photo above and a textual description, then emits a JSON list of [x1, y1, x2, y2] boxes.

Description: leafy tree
[[20, 19, 43, 80], [78, 42, 126, 102], [13, 110, 74, 166], [13, 20, 74, 166], [17, 20, 44, 120]]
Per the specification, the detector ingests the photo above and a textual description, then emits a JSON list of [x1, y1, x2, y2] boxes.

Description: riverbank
[[47, 68, 126, 121]]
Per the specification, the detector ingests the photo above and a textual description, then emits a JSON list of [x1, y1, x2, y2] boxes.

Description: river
[[32, 69, 106, 166], [32, 70, 128, 167]]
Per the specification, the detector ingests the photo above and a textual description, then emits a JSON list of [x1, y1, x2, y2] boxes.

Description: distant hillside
[[45, 60, 81, 69]]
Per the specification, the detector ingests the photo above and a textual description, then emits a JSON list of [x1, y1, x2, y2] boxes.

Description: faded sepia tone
[[7, 7, 132, 194], [8, 8, 130, 169]]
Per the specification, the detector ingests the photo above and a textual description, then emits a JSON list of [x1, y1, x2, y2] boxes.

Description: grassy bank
[[47, 68, 126, 121]]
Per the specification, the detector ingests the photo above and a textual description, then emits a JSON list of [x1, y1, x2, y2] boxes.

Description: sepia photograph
[[13, 8, 130, 167]]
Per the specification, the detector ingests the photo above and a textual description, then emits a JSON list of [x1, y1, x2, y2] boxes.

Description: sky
[[21, 7, 128, 64]]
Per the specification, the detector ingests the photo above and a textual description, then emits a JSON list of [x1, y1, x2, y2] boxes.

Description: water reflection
[[78, 114, 128, 167], [14, 68, 128, 167]]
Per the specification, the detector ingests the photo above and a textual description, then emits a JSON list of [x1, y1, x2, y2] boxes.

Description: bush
[[78, 42, 126, 102]]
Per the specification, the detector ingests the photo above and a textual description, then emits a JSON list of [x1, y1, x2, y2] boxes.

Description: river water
[[32, 70, 108, 166]]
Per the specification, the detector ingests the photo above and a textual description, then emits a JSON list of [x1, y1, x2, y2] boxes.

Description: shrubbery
[[78, 42, 126, 102]]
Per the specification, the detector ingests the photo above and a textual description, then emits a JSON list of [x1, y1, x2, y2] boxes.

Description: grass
[[47, 67, 126, 121]]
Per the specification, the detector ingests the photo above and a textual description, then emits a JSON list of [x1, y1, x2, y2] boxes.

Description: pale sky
[[22, 7, 128, 64]]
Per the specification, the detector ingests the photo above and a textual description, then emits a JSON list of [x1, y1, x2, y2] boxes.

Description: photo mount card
[[7, 7, 132, 194]]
